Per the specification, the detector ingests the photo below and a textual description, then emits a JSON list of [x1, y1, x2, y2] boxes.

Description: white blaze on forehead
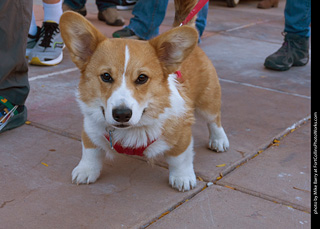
[[109, 45, 132, 107], [123, 45, 130, 77]]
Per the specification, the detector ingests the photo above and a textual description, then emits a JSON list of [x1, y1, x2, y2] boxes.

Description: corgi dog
[[60, 10, 229, 192]]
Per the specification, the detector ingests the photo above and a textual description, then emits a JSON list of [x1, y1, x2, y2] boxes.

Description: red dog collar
[[105, 134, 156, 156]]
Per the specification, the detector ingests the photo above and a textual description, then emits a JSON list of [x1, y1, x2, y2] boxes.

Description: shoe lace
[[0, 105, 18, 131], [276, 32, 289, 54], [39, 22, 60, 48]]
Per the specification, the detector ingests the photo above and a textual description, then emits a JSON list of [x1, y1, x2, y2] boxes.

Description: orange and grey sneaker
[[28, 21, 64, 66], [0, 96, 27, 133]]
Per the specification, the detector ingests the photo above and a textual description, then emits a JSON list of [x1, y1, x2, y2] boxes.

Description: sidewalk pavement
[[0, 0, 311, 228]]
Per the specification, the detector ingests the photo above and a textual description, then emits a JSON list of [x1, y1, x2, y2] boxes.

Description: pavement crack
[[0, 199, 15, 209], [216, 181, 310, 213], [26, 121, 81, 141]]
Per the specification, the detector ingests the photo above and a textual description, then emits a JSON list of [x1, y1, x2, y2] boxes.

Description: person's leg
[[26, 11, 41, 58], [29, 0, 64, 66], [96, 0, 124, 26], [284, 0, 311, 38], [0, 0, 32, 132], [196, 2, 208, 42], [63, 0, 86, 10], [127, 0, 169, 40], [264, 0, 311, 71], [62, 0, 87, 16], [43, 0, 63, 23], [29, 11, 38, 36], [0, 0, 32, 105], [96, 0, 120, 11]]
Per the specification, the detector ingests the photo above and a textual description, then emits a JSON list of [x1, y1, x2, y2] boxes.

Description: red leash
[[176, 0, 209, 82], [180, 0, 209, 26]]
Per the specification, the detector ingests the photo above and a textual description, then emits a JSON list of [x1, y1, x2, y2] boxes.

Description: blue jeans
[[196, 2, 209, 38], [127, 0, 169, 40], [284, 0, 311, 37], [128, 0, 208, 40], [63, 0, 120, 12]]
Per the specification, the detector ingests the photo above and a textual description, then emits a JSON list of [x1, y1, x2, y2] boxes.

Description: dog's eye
[[100, 73, 114, 83], [135, 74, 148, 85]]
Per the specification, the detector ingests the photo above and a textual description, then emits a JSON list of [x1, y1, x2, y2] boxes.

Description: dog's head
[[60, 12, 198, 129]]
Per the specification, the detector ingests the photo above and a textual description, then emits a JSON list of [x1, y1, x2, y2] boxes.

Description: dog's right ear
[[60, 11, 106, 70]]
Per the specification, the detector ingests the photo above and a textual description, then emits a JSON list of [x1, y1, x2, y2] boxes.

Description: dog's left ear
[[149, 26, 198, 74]]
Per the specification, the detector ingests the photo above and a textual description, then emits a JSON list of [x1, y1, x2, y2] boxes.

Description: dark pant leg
[[0, 0, 32, 105]]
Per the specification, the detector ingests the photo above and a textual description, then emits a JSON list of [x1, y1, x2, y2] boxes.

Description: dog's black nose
[[112, 107, 132, 123]]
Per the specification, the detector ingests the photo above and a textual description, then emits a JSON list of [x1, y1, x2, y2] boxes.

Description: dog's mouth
[[113, 124, 131, 129]]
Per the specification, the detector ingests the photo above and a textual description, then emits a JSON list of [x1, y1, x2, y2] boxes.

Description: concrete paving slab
[[0, 125, 205, 228], [200, 35, 311, 98], [204, 2, 284, 35], [223, 20, 284, 44], [149, 184, 311, 229], [217, 121, 311, 212], [26, 65, 82, 139]]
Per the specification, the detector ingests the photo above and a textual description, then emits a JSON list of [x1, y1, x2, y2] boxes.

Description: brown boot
[[98, 8, 125, 26], [257, 0, 279, 9]]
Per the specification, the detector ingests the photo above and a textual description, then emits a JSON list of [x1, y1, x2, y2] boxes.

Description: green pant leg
[[0, 0, 32, 105]]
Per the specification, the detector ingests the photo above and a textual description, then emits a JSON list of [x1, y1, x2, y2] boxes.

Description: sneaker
[[98, 8, 125, 26], [264, 33, 309, 71], [112, 27, 142, 40], [62, 3, 87, 17], [29, 21, 64, 66], [26, 26, 41, 58], [0, 96, 27, 133], [116, 0, 137, 10]]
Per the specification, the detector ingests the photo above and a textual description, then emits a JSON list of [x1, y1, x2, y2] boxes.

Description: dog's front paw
[[72, 162, 101, 185], [169, 172, 197, 192]]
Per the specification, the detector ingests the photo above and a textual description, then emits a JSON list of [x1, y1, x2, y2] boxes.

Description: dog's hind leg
[[197, 108, 229, 152], [195, 72, 229, 152], [206, 113, 229, 152]]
